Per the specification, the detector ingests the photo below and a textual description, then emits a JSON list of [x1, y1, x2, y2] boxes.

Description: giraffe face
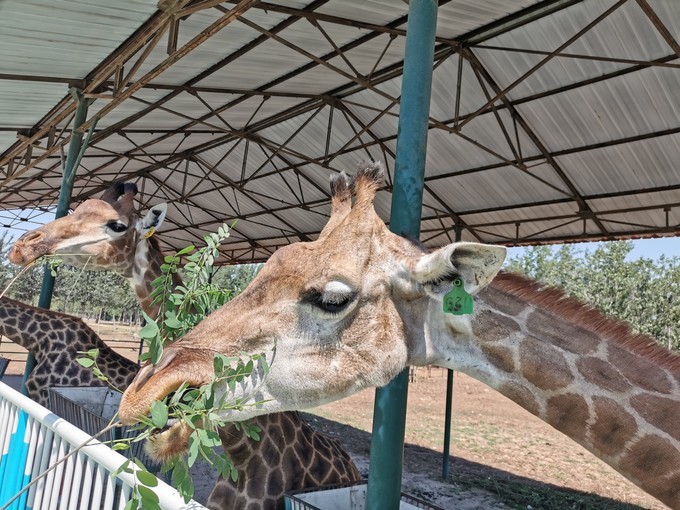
[[118, 164, 505, 444], [9, 183, 167, 275]]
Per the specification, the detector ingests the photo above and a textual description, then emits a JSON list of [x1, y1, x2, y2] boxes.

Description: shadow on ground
[[303, 412, 649, 510]]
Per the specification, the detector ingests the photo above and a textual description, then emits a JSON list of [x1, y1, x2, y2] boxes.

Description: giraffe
[[0, 296, 137, 407], [91, 162, 674, 508], [9, 181, 360, 510]]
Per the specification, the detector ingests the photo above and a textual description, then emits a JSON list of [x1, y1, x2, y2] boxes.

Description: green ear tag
[[443, 278, 474, 315]]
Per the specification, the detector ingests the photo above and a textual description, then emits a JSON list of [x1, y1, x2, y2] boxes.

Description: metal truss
[[0, 0, 678, 263]]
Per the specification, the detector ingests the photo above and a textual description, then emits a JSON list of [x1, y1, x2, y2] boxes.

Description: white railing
[[0, 382, 206, 510]]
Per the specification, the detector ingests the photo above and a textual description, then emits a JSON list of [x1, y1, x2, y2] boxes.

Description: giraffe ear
[[412, 242, 506, 294], [141, 203, 168, 234]]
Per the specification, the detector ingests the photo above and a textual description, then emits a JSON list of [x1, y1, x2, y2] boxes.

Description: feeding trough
[[284, 481, 444, 510]]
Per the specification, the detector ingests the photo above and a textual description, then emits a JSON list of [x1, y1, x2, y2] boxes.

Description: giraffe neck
[[451, 272, 680, 508], [130, 234, 180, 318]]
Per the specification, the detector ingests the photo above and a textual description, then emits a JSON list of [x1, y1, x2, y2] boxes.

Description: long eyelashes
[[303, 291, 354, 315], [106, 221, 128, 233]]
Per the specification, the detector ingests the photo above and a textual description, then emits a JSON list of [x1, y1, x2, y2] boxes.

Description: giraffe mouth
[[144, 419, 193, 462]]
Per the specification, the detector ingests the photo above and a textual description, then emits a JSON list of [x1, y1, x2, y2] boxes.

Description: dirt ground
[[306, 368, 666, 510], [0, 322, 668, 509]]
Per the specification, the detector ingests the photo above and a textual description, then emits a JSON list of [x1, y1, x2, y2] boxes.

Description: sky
[[506, 236, 680, 262]]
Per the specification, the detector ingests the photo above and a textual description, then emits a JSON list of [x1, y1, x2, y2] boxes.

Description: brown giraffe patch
[[608, 345, 674, 394], [479, 286, 528, 317], [589, 396, 638, 457], [473, 310, 521, 342], [498, 382, 540, 416], [526, 310, 600, 356], [519, 337, 573, 391], [480, 344, 515, 373], [546, 393, 589, 443], [630, 393, 680, 442], [619, 435, 680, 508], [576, 357, 631, 393]]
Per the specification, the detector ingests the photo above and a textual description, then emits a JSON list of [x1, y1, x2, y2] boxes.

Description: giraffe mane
[[493, 271, 680, 375]]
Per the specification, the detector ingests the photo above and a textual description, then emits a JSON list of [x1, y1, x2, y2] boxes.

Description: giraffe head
[[118, 162, 505, 449], [9, 182, 168, 277]]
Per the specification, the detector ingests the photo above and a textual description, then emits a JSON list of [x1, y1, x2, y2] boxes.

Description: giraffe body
[[10, 182, 360, 509], [0, 297, 137, 406]]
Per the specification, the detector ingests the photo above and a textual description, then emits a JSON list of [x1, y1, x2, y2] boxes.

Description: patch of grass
[[453, 473, 647, 510]]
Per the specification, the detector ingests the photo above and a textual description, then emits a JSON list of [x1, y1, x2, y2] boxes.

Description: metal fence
[[0, 381, 205, 510]]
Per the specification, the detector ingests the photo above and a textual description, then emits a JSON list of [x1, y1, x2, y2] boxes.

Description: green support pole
[[20, 90, 90, 396], [366, 2, 438, 509], [441, 227, 461, 479]]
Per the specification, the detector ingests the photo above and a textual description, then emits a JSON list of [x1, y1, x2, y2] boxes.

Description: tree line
[[506, 241, 679, 351], [1, 231, 677, 351], [0, 233, 261, 324]]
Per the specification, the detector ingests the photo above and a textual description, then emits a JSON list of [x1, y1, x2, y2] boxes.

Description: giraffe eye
[[303, 281, 356, 316], [106, 221, 128, 233]]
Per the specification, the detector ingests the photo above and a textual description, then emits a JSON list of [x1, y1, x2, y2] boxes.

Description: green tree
[[506, 241, 679, 351]]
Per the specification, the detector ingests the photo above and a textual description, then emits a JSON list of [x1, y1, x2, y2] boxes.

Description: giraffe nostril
[[18, 231, 45, 245]]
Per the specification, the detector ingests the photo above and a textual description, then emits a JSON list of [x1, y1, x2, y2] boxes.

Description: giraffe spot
[[280, 413, 296, 444], [0, 306, 7, 319], [27, 321, 38, 335], [260, 437, 281, 466], [589, 396, 638, 457], [17, 313, 29, 330], [576, 357, 631, 393], [498, 382, 540, 416], [480, 344, 515, 373], [630, 393, 680, 442], [479, 286, 528, 316], [608, 345, 673, 394], [519, 337, 573, 391], [296, 431, 314, 466], [526, 310, 599, 355], [546, 394, 589, 443], [619, 435, 680, 508], [266, 468, 283, 497], [474, 310, 521, 342]]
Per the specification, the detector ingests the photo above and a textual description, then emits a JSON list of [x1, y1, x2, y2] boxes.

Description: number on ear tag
[[143, 226, 156, 239], [443, 278, 473, 315]]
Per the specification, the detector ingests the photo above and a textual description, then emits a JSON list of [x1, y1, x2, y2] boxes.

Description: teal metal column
[[20, 90, 91, 396], [366, 2, 438, 509]]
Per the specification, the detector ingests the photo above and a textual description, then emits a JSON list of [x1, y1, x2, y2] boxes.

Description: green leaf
[[176, 245, 196, 256], [86, 348, 99, 357], [138, 318, 159, 339], [112, 442, 130, 451], [76, 357, 95, 368], [164, 316, 182, 329], [187, 433, 200, 467], [137, 485, 160, 508], [150, 400, 168, 429], [170, 460, 188, 488], [123, 499, 137, 510], [111, 459, 131, 478], [178, 473, 194, 503], [136, 470, 159, 488]]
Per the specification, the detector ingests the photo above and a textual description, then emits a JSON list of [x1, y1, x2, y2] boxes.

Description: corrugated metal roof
[[0, 0, 678, 263]]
